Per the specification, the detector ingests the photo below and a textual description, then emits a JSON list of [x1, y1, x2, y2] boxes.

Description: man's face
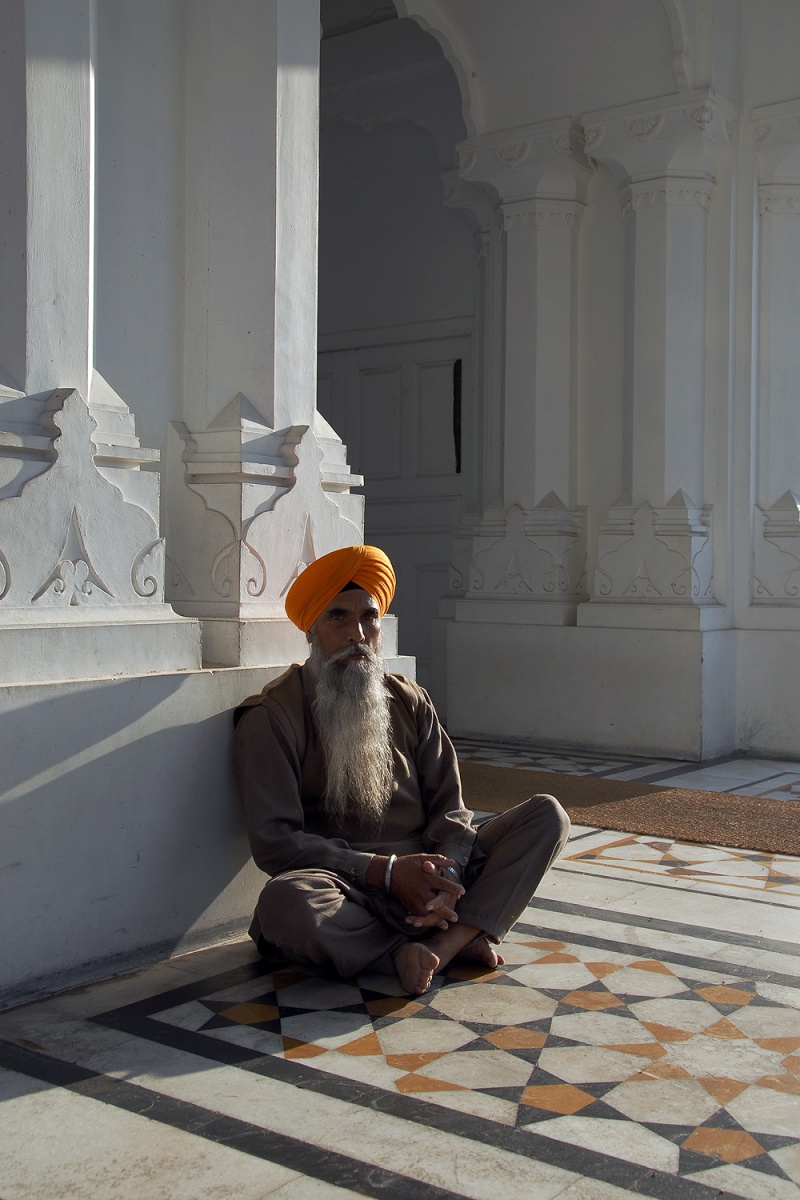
[[311, 588, 381, 662]]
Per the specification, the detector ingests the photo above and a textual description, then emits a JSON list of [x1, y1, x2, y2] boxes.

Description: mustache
[[328, 644, 377, 666]]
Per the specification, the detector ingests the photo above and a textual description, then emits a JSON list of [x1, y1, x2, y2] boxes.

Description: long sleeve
[[233, 703, 374, 883], [385, 676, 478, 868]]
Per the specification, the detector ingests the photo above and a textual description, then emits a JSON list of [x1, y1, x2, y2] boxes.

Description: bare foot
[[456, 935, 505, 969], [393, 942, 440, 995]]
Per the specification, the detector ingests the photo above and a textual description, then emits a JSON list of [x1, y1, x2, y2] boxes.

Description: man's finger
[[421, 857, 455, 874]]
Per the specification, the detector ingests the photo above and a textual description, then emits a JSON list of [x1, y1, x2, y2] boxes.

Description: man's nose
[[348, 620, 366, 643]]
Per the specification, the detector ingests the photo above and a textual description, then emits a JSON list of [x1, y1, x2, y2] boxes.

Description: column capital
[[753, 98, 800, 179], [502, 197, 586, 231], [582, 88, 734, 185], [457, 116, 594, 204], [759, 183, 800, 216], [620, 174, 714, 219]]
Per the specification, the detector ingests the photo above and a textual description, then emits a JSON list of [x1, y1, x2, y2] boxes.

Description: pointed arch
[[392, 0, 483, 136], [659, 0, 692, 90]]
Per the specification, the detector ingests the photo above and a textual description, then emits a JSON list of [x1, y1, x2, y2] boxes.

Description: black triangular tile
[[640, 1122, 698, 1145]]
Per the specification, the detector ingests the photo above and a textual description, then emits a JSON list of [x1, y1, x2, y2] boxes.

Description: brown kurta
[[233, 664, 570, 975], [234, 664, 477, 881]]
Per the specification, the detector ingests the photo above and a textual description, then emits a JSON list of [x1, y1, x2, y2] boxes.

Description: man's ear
[[306, 624, 315, 645]]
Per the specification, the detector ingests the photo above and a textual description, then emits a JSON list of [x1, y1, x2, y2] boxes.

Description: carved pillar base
[[0, 389, 200, 684], [166, 405, 366, 666], [753, 491, 800, 606], [447, 495, 587, 626], [578, 490, 724, 631]]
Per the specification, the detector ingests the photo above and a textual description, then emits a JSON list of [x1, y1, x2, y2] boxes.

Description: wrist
[[365, 854, 389, 889], [384, 853, 397, 894]]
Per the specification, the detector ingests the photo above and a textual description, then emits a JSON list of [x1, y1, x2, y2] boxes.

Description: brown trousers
[[250, 795, 570, 978]]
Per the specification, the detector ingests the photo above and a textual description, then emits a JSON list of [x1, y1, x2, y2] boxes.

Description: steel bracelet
[[384, 853, 397, 894]]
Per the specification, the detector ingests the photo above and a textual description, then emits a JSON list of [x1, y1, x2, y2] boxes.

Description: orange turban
[[285, 545, 396, 632]]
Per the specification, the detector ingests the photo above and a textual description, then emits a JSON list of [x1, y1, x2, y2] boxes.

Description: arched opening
[[318, 1, 477, 703]]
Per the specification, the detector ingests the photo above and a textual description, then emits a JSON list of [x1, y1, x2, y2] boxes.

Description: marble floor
[[453, 739, 800, 801], [2, 747, 799, 1199]]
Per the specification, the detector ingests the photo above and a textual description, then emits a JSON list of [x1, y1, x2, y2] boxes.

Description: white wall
[[0, 668, 264, 1007]]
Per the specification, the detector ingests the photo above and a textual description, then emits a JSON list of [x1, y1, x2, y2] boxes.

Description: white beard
[[307, 636, 393, 830]]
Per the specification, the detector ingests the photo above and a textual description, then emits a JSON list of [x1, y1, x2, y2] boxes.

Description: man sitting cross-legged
[[233, 544, 570, 996]]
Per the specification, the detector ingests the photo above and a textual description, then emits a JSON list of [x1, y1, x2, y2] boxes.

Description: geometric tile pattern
[[564, 834, 800, 898], [2, 818, 799, 1200], [146, 924, 800, 1192]]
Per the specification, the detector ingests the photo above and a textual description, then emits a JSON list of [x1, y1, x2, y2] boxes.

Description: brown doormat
[[459, 761, 799, 856]]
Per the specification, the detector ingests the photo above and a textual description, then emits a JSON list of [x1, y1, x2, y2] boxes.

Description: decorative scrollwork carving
[[132, 539, 164, 598], [211, 541, 237, 598], [686, 104, 713, 130], [760, 186, 800, 215], [495, 141, 529, 165], [242, 537, 267, 598], [583, 125, 604, 153], [551, 130, 577, 156], [31, 506, 114, 606], [0, 548, 9, 600], [504, 205, 581, 231], [458, 149, 477, 174], [624, 114, 663, 142]]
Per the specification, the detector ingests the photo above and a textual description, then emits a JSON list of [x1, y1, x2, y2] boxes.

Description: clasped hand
[[390, 853, 464, 931]]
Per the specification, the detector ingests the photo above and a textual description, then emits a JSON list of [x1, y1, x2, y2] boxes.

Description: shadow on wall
[[0, 670, 264, 1007]]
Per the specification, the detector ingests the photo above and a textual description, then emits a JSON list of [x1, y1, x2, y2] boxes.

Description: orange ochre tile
[[694, 986, 753, 1006], [585, 962, 622, 979], [394, 1073, 466, 1093], [756, 1073, 800, 1095], [605, 1042, 667, 1060], [483, 1027, 548, 1050], [630, 960, 676, 975], [520, 1083, 596, 1114], [641, 1022, 694, 1043], [563, 989, 623, 1011], [365, 998, 425, 1018], [532, 953, 579, 964], [521, 940, 566, 951], [386, 1052, 446, 1071], [218, 1002, 280, 1024], [282, 1038, 328, 1059], [335, 1033, 383, 1056], [682, 1128, 765, 1164], [781, 1054, 800, 1076], [755, 1037, 800, 1053], [698, 1076, 750, 1104], [629, 1062, 692, 1081], [701, 1018, 747, 1040]]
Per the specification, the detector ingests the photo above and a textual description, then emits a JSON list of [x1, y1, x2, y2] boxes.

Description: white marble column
[[580, 90, 732, 626], [750, 101, 800, 613], [0, 0, 200, 684], [448, 120, 592, 622], [167, 0, 365, 667]]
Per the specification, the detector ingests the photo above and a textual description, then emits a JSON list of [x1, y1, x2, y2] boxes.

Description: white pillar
[[580, 90, 732, 621], [0, 0, 200, 685], [168, 0, 365, 667], [750, 100, 800, 612], [448, 120, 592, 621], [0, 0, 92, 400]]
